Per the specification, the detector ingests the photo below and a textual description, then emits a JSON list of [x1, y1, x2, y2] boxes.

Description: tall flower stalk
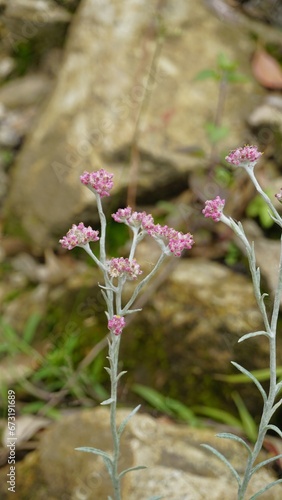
[[59, 169, 194, 500], [202, 146, 282, 499]]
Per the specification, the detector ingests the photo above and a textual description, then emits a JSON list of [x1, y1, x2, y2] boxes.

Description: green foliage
[[214, 164, 234, 188], [0, 150, 14, 167], [11, 41, 38, 76], [0, 315, 109, 416], [232, 392, 257, 443], [133, 384, 259, 442], [193, 405, 243, 429], [217, 366, 282, 384], [195, 53, 249, 84], [246, 194, 274, 229], [204, 122, 229, 145], [132, 384, 199, 426], [224, 242, 242, 266]]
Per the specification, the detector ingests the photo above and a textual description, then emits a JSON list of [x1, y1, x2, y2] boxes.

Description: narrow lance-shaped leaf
[[231, 361, 267, 403], [238, 331, 269, 343], [75, 447, 113, 463], [119, 465, 147, 478], [251, 453, 282, 475], [118, 404, 141, 437], [216, 432, 252, 455], [201, 444, 241, 485], [265, 424, 282, 439], [249, 479, 282, 500], [100, 397, 115, 406]]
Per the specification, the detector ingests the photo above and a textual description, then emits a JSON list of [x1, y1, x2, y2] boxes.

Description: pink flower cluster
[[80, 169, 114, 197], [107, 257, 142, 280], [225, 145, 262, 167], [147, 224, 194, 257], [108, 315, 125, 336], [59, 222, 99, 250], [112, 207, 154, 230], [112, 206, 194, 257], [202, 196, 225, 222]]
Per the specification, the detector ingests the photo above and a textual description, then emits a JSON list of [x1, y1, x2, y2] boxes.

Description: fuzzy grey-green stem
[[109, 335, 122, 500], [220, 197, 282, 499]]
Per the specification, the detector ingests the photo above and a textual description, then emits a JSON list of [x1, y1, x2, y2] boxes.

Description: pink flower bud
[[108, 315, 125, 336], [202, 196, 225, 222]]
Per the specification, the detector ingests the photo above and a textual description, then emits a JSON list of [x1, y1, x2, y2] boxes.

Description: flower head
[[112, 207, 154, 230], [59, 222, 99, 250], [202, 196, 225, 222], [80, 169, 114, 197], [108, 315, 125, 336], [275, 188, 282, 204], [107, 257, 142, 280], [146, 224, 194, 257], [225, 145, 262, 168]]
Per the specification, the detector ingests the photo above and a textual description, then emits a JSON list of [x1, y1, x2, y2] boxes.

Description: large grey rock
[[5, 0, 265, 248], [0, 407, 280, 499]]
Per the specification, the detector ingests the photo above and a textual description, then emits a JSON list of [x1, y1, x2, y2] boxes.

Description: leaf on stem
[[118, 404, 141, 437], [103, 456, 114, 477], [75, 447, 113, 462], [201, 444, 241, 485], [116, 370, 127, 382], [251, 453, 282, 474], [270, 398, 282, 418], [265, 424, 282, 439], [231, 362, 267, 404], [238, 331, 269, 343], [100, 397, 115, 405], [248, 479, 282, 499], [216, 432, 252, 455], [119, 465, 147, 479], [275, 381, 282, 396]]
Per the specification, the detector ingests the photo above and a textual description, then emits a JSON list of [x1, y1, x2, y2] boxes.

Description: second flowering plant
[[60, 168, 194, 500], [203, 146, 282, 500]]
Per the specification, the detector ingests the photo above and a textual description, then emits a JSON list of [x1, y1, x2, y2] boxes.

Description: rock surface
[[5, 0, 266, 248], [0, 407, 281, 499]]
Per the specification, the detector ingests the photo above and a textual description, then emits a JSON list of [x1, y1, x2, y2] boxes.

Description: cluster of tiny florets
[[107, 257, 142, 280], [59, 222, 99, 250], [61, 172, 194, 260], [147, 224, 194, 257], [112, 207, 194, 256], [112, 207, 154, 230], [202, 196, 225, 222], [80, 169, 114, 197], [108, 315, 125, 336], [225, 145, 262, 167]]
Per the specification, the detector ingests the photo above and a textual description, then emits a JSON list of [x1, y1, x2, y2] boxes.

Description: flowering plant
[[60, 168, 194, 500], [203, 146, 282, 499]]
